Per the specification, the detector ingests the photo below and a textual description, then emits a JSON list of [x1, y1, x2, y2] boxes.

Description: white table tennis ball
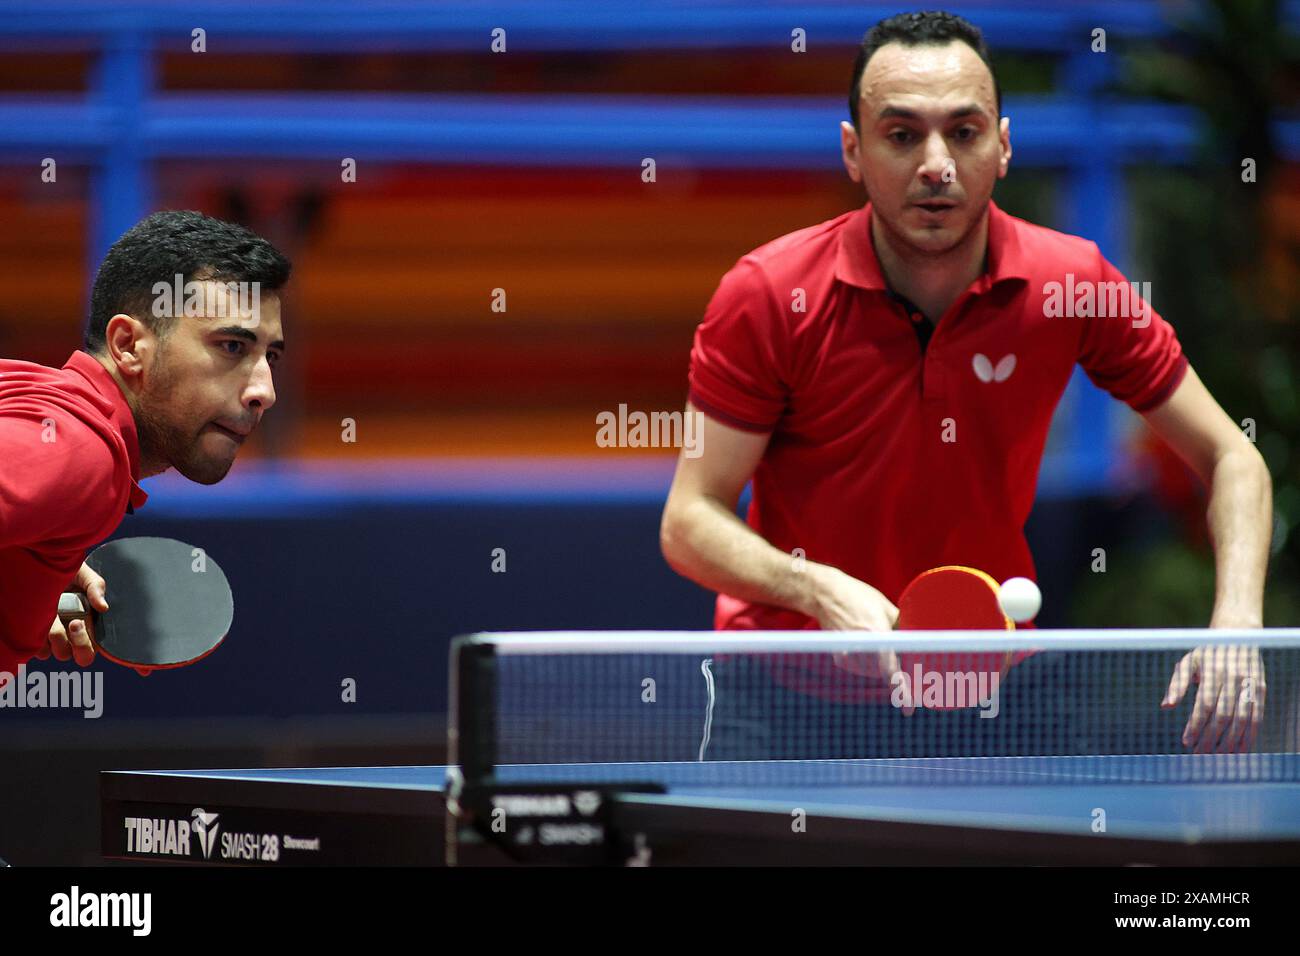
[[999, 577, 1041, 623]]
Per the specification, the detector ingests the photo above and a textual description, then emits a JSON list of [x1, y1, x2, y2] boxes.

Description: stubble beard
[[133, 354, 233, 485]]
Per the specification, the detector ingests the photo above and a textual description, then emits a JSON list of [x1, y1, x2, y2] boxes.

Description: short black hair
[[85, 210, 292, 353], [848, 10, 1001, 129]]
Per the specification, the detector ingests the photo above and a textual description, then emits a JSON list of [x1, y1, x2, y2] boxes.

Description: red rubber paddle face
[[896, 566, 1012, 631]]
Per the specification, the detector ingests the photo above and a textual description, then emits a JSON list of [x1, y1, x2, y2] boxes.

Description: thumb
[[75, 562, 109, 613]]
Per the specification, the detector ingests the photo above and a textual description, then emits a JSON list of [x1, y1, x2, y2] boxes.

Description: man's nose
[[918, 132, 954, 184], [244, 357, 276, 411]]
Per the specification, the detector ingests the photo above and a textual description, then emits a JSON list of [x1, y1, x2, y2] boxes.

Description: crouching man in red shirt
[[0, 210, 291, 681]]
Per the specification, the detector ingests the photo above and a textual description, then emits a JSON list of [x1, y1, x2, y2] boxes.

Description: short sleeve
[[687, 256, 789, 431], [1077, 251, 1189, 412], [0, 400, 121, 549]]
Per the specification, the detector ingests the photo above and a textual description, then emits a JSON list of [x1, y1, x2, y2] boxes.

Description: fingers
[[46, 620, 74, 662], [1221, 691, 1253, 754], [828, 649, 899, 674], [1224, 650, 1266, 753], [883, 600, 900, 630], [1181, 674, 1213, 750], [828, 650, 913, 715], [1245, 677, 1267, 752], [44, 614, 96, 667], [883, 650, 915, 717], [42, 561, 105, 670], [1182, 645, 1267, 754], [1238, 649, 1266, 753], [1197, 680, 1234, 754], [75, 562, 109, 614], [1164, 650, 1197, 708], [65, 619, 96, 668], [830, 652, 882, 678], [1185, 655, 1229, 753]]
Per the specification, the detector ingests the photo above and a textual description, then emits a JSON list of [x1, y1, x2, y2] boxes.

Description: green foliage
[[1074, 0, 1300, 624], [1069, 542, 1300, 627]]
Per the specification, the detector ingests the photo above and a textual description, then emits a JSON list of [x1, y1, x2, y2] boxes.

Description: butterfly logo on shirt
[[972, 353, 1017, 383]]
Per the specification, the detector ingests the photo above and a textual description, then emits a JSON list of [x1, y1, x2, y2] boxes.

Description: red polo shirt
[[0, 350, 148, 679], [689, 201, 1187, 698]]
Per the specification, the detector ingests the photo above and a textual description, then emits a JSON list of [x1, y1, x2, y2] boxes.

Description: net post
[[449, 633, 498, 783]]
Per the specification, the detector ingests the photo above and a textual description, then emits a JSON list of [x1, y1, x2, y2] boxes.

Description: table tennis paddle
[[894, 565, 1013, 710], [57, 537, 233, 675], [895, 565, 1013, 631]]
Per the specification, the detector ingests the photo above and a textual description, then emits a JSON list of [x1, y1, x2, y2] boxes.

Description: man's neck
[[870, 205, 990, 322], [92, 352, 133, 406], [91, 351, 168, 478]]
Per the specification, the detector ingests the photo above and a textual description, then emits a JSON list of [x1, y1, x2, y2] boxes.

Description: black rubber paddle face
[[84, 537, 233, 668]]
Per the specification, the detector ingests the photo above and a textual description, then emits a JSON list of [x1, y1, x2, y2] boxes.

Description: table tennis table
[[101, 753, 1300, 865]]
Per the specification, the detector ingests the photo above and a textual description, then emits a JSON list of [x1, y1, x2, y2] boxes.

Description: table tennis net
[[449, 631, 1300, 785]]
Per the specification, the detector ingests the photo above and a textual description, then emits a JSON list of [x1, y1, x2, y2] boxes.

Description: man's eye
[[219, 341, 245, 356], [954, 126, 977, 140], [888, 130, 913, 144]]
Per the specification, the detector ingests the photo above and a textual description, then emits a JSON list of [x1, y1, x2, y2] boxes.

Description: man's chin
[[901, 222, 967, 255], [174, 455, 236, 485]]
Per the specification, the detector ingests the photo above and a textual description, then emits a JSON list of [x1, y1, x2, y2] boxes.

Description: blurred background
[[0, 0, 1296, 862]]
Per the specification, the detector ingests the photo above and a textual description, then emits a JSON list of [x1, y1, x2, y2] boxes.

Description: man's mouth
[[211, 421, 251, 442], [914, 200, 957, 214]]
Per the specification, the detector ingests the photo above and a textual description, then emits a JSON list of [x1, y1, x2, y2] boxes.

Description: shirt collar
[[63, 350, 149, 513], [835, 199, 1032, 293]]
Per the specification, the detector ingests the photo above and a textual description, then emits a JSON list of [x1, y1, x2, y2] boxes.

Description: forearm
[[660, 493, 832, 619], [1206, 446, 1272, 627]]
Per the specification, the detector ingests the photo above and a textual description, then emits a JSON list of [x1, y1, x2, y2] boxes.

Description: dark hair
[[848, 10, 1001, 128], [85, 210, 292, 353]]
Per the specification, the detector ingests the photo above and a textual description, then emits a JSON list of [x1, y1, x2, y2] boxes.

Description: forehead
[[860, 40, 995, 113], [182, 280, 282, 337]]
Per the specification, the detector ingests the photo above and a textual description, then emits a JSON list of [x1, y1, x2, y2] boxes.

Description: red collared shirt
[[689, 202, 1186, 695], [0, 350, 148, 676]]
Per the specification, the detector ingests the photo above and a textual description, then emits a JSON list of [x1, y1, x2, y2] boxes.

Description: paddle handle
[[57, 592, 89, 625]]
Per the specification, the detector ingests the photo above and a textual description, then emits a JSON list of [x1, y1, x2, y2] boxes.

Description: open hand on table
[[1164, 644, 1265, 753]]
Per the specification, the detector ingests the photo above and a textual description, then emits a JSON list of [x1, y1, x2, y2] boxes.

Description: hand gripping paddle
[[58, 537, 233, 675]]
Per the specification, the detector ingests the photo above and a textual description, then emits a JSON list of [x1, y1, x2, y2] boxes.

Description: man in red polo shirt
[[660, 11, 1272, 757], [0, 210, 290, 681]]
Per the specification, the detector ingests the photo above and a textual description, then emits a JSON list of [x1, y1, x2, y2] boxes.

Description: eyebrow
[[212, 325, 286, 353], [877, 104, 986, 122]]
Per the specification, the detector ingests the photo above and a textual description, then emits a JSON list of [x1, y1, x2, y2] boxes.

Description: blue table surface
[[127, 754, 1300, 844]]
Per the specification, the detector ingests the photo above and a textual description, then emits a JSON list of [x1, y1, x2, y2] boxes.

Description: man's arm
[[1141, 365, 1272, 627], [659, 403, 896, 630]]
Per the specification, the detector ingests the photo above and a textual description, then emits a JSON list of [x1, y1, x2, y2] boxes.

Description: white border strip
[[466, 629, 1300, 654]]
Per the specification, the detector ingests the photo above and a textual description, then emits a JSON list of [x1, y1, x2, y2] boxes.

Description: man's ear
[[103, 314, 149, 375], [841, 121, 863, 184], [998, 116, 1012, 179]]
